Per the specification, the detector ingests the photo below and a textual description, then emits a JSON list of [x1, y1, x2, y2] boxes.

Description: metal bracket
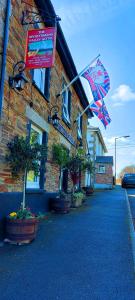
[[22, 10, 61, 25]]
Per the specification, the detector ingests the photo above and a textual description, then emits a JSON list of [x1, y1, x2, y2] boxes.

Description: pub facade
[[0, 0, 93, 215]]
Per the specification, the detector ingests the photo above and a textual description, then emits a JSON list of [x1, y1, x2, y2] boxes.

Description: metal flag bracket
[[22, 10, 61, 26]]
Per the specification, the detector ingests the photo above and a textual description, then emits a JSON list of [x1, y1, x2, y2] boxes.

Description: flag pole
[[56, 54, 100, 98], [74, 100, 94, 123]]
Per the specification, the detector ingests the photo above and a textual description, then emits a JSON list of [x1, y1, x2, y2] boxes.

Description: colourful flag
[[82, 59, 110, 101], [90, 100, 111, 129]]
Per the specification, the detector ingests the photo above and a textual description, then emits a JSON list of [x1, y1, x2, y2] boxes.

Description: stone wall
[[0, 0, 88, 193]]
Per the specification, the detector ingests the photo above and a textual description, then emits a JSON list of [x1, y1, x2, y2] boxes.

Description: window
[[62, 79, 71, 125], [32, 68, 51, 101], [98, 165, 105, 174], [26, 125, 43, 189], [77, 113, 82, 140]]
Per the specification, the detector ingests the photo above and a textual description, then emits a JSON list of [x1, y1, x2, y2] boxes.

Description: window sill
[[62, 116, 71, 129], [97, 172, 106, 174], [33, 82, 49, 102]]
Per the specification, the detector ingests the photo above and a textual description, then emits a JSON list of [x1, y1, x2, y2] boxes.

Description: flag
[[82, 59, 110, 101], [90, 100, 111, 129]]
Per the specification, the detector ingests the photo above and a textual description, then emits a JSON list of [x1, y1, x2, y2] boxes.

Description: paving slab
[[0, 188, 135, 300]]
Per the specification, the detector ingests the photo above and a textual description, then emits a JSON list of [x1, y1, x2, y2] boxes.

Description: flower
[[9, 212, 17, 218], [8, 207, 35, 220]]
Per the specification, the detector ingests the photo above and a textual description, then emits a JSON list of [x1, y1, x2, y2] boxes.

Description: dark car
[[122, 173, 135, 188]]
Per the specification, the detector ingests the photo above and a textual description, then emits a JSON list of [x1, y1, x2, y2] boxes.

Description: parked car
[[121, 173, 135, 188]]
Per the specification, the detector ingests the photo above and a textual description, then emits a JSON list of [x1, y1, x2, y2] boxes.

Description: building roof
[[96, 156, 113, 164], [87, 126, 107, 153], [35, 0, 93, 117]]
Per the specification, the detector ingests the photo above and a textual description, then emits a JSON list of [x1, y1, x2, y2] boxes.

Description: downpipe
[[0, 0, 11, 118]]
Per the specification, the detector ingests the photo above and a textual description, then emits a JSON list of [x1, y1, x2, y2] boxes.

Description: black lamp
[[9, 61, 28, 91], [48, 105, 60, 127]]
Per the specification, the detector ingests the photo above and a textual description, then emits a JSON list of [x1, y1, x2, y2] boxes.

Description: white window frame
[[26, 124, 43, 189], [98, 165, 105, 174], [77, 113, 82, 139], [62, 81, 71, 124], [33, 68, 46, 94]]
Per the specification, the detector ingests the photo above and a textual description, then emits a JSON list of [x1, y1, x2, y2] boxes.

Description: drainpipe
[[0, 0, 11, 118]]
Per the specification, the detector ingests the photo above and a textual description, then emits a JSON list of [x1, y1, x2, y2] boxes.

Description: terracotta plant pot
[[6, 218, 39, 244]]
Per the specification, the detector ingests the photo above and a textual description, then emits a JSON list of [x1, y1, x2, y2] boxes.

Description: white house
[[85, 125, 107, 187]]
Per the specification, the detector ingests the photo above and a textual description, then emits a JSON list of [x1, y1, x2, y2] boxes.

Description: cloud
[[104, 136, 130, 148], [111, 84, 135, 106]]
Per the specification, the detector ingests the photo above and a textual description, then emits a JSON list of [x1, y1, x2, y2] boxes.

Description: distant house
[[95, 156, 113, 189], [86, 125, 113, 189], [86, 126, 107, 186]]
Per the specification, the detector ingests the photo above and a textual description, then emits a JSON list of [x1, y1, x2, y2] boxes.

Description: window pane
[[33, 68, 46, 94], [26, 125, 43, 189], [77, 113, 82, 139], [62, 82, 71, 123], [98, 165, 105, 173]]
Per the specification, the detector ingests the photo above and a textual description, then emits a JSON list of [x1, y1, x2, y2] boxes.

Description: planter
[[72, 197, 82, 208], [50, 193, 71, 214], [85, 187, 94, 196], [71, 192, 84, 208], [6, 218, 39, 244]]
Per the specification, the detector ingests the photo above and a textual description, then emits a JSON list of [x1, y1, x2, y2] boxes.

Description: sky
[[52, 0, 135, 177]]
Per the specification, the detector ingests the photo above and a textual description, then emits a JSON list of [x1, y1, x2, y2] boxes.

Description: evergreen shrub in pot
[[66, 148, 86, 208], [51, 143, 71, 213], [5, 135, 47, 244], [82, 159, 95, 195]]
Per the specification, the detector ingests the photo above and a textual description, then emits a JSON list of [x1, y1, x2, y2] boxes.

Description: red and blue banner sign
[[25, 28, 56, 69], [82, 59, 110, 101]]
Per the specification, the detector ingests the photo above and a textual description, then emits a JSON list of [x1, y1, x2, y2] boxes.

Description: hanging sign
[[25, 27, 56, 69]]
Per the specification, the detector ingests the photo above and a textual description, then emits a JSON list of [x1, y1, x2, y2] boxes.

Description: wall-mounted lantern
[[9, 61, 28, 92], [48, 105, 60, 127]]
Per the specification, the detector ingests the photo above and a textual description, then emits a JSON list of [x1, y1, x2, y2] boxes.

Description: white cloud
[[111, 84, 135, 106], [104, 135, 130, 147]]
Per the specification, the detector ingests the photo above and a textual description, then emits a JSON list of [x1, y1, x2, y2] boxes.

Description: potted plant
[[50, 143, 71, 213], [67, 148, 84, 193], [66, 148, 85, 207], [5, 135, 47, 244], [72, 191, 84, 208], [82, 158, 95, 195]]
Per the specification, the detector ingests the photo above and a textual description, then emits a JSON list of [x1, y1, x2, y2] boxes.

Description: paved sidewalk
[[0, 188, 135, 300]]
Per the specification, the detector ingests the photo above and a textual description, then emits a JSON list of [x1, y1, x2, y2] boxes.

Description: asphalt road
[[0, 188, 135, 300]]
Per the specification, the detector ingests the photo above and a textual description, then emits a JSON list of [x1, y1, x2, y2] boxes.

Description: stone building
[[0, 0, 93, 215], [86, 125, 113, 189], [86, 125, 107, 186], [95, 156, 113, 189]]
